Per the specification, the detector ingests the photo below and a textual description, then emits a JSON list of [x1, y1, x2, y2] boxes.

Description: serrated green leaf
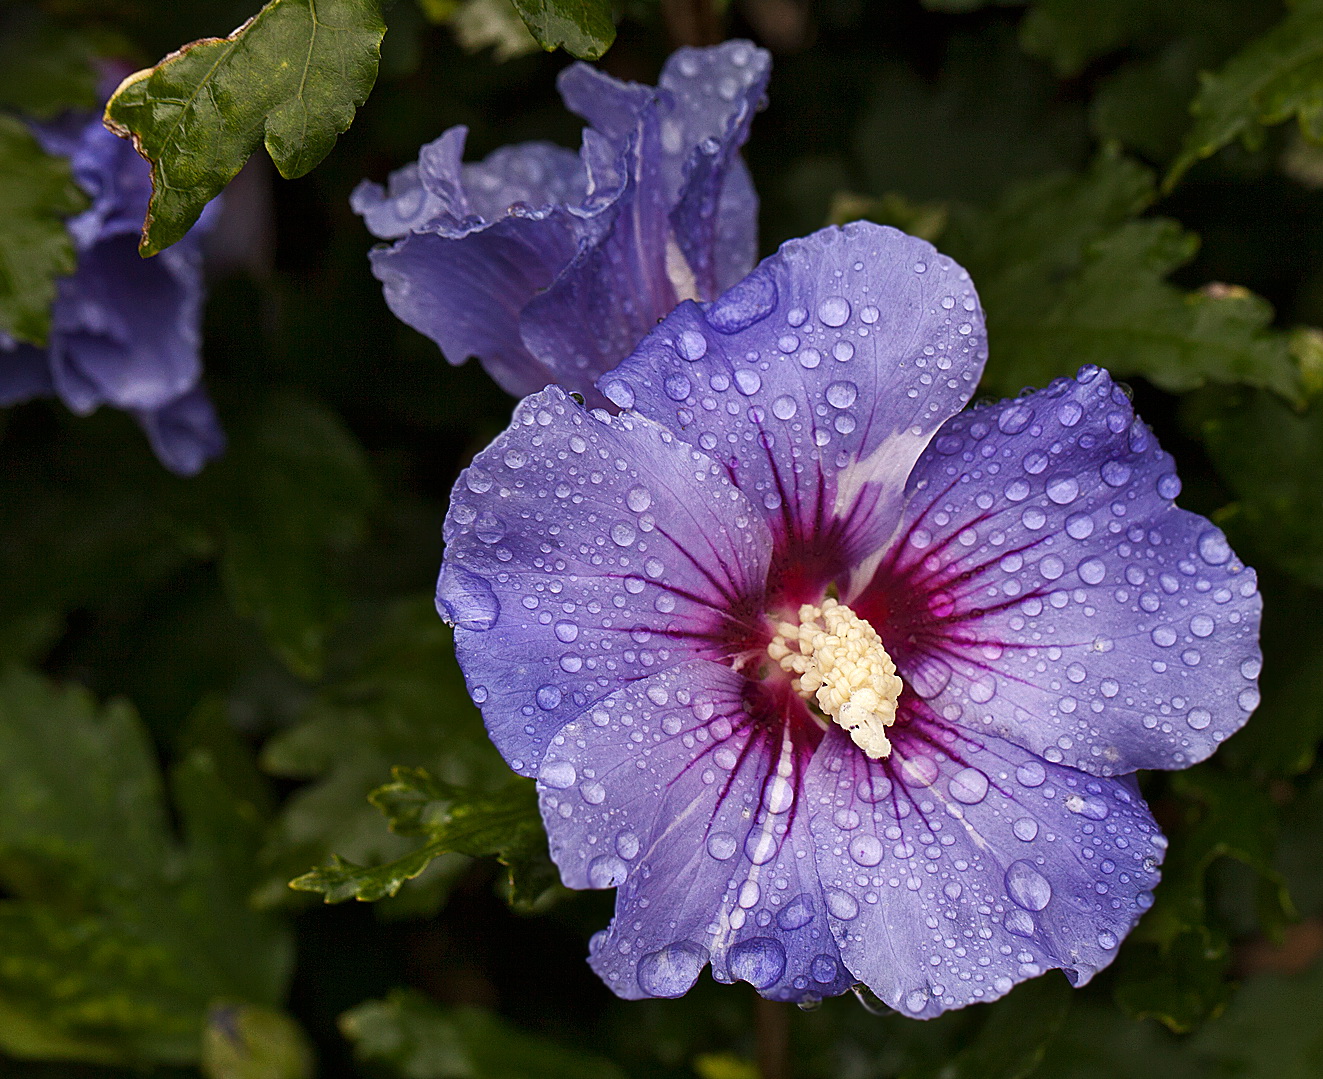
[[1188, 383, 1323, 589], [943, 151, 1301, 399], [1113, 767, 1293, 1033], [1220, 581, 1323, 778], [1168, 0, 1323, 188], [290, 767, 558, 910], [258, 596, 505, 912], [508, 0, 614, 59], [200, 395, 377, 679], [340, 989, 627, 1079], [0, 669, 295, 1067], [103, 0, 386, 255], [904, 975, 1072, 1079], [0, 116, 86, 345]]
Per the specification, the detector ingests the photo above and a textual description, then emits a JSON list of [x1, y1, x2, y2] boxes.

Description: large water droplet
[[848, 834, 883, 866], [728, 937, 787, 990], [776, 894, 815, 930], [1005, 861, 1052, 911], [707, 832, 738, 860], [734, 369, 762, 395], [677, 329, 708, 360], [708, 272, 777, 333], [824, 887, 859, 920], [817, 296, 851, 326], [949, 767, 989, 804], [1046, 476, 1080, 505], [539, 760, 577, 789], [436, 566, 500, 632], [826, 381, 858, 408], [1197, 530, 1231, 565], [588, 854, 628, 887], [637, 942, 707, 996]]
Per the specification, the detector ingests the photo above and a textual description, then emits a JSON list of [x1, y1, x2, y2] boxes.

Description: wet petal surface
[[806, 719, 1164, 1017], [439, 387, 772, 773], [868, 367, 1261, 774], [601, 223, 987, 591], [540, 660, 850, 1001]]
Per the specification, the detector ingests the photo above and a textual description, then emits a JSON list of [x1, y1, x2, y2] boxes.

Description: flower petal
[[806, 719, 1164, 1018], [519, 109, 679, 395], [601, 223, 987, 571], [439, 387, 772, 774], [873, 366, 1261, 775], [0, 336, 54, 405], [365, 212, 582, 397], [134, 385, 226, 476], [657, 41, 769, 297], [48, 235, 203, 414], [538, 659, 851, 1001]]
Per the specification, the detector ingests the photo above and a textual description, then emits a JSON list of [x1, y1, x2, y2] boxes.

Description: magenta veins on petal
[[437, 221, 1262, 1014]]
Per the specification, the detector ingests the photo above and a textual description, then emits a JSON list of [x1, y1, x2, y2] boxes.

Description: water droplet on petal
[[1197, 530, 1231, 565], [949, 767, 989, 804], [677, 329, 708, 360], [777, 894, 815, 930], [539, 760, 577, 789], [637, 943, 707, 996], [728, 937, 787, 989], [824, 887, 859, 920], [588, 854, 628, 887], [817, 296, 851, 327], [436, 566, 500, 632], [1005, 861, 1052, 911], [707, 832, 738, 860], [848, 834, 883, 866]]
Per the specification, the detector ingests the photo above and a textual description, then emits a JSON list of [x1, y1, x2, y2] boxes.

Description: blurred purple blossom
[[0, 97, 224, 475], [352, 40, 770, 401], [437, 222, 1262, 1014]]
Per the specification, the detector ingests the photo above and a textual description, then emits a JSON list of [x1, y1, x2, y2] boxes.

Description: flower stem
[[756, 997, 790, 1079]]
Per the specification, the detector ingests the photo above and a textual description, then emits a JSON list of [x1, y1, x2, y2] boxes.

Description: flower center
[[766, 598, 902, 760]]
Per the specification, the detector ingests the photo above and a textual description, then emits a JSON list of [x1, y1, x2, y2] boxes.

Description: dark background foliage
[[3, 0, 1323, 1077]]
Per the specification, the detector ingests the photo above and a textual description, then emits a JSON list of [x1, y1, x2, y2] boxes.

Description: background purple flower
[[352, 41, 770, 400], [0, 100, 224, 476], [438, 222, 1262, 1014]]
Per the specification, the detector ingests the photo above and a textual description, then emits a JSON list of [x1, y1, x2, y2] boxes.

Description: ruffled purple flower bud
[[0, 90, 224, 475], [438, 222, 1262, 1014], [352, 41, 770, 401]]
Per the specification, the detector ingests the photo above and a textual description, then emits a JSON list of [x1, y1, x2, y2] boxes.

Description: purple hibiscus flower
[[436, 222, 1261, 1014], [352, 40, 770, 400], [0, 97, 224, 476]]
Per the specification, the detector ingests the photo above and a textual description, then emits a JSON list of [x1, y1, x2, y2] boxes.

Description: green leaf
[[943, 150, 1301, 400], [199, 394, 377, 679], [102, 0, 386, 255], [339, 989, 627, 1079], [1168, 0, 1323, 188], [290, 766, 558, 910], [0, 116, 86, 345], [508, 0, 614, 59], [0, 12, 102, 118], [1220, 580, 1323, 778], [201, 1004, 314, 1079], [1188, 382, 1323, 589], [0, 669, 295, 1067], [258, 596, 506, 912], [853, 26, 1089, 207], [1113, 767, 1293, 1033], [903, 975, 1072, 1079]]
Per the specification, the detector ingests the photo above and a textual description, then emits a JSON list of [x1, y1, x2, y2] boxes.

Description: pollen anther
[[769, 598, 902, 760]]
